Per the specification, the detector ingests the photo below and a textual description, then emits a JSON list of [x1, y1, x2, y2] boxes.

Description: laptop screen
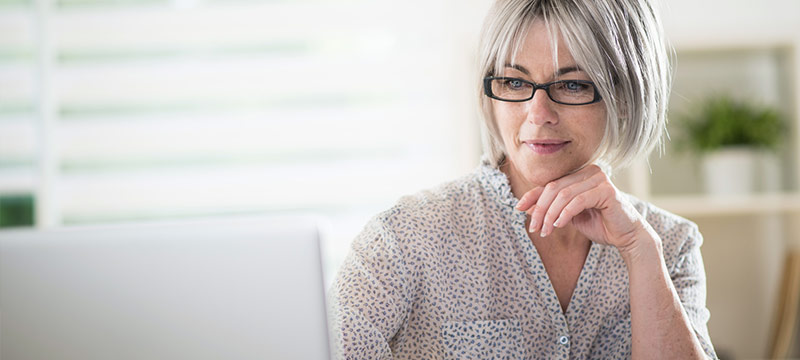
[[0, 215, 331, 360]]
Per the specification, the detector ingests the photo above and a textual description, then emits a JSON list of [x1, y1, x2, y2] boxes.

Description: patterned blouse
[[328, 158, 718, 359]]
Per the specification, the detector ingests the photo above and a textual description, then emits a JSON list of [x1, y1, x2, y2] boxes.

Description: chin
[[512, 159, 564, 186], [525, 169, 566, 186], [511, 153, 583, 185]]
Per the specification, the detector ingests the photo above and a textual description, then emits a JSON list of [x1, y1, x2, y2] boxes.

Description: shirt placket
[[507, 208, 572, 359]]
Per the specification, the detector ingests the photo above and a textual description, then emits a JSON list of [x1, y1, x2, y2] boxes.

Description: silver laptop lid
[[0, 215, 331, 360]]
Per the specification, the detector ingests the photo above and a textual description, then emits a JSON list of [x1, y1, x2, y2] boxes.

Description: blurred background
[[0, 0, 799, 358]]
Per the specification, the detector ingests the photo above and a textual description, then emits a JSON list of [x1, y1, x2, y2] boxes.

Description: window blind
[[0, 0, 487, 278]]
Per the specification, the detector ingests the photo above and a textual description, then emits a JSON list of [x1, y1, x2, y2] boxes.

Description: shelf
[[650, 193, 800, 217]]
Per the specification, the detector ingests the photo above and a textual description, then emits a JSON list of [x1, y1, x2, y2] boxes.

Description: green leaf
[[675, 95, 785, 153]]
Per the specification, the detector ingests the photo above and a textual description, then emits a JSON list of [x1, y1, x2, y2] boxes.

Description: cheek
[[583, 112, 608, 152], [493, 106, 523, 141], [575, 106, 606, 135], [592, 112, 608, 143], [562, 108, 606, 153]]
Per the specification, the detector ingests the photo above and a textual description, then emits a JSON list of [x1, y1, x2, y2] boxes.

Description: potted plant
[[677, 95, 785, 196]]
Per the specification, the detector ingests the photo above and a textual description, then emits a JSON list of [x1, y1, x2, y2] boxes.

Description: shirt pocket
[[441, 319, 525, 360]]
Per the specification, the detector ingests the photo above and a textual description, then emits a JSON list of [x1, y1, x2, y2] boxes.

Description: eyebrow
[[503, 64, 582, 77]]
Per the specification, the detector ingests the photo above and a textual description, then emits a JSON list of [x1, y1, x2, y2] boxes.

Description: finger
[[556, 185, 604, 228], [531, 167, 602, 236], [516, 186, 544, 211], [552, 181, 617, 234], [539, 172, 605, 237]]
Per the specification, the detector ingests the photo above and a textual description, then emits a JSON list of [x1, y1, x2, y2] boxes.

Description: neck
[[499, 160, 540, 201]]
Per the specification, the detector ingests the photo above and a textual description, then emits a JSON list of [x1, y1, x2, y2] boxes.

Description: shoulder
[[355, 167, 499, 250], [374, 171, 487, 231]]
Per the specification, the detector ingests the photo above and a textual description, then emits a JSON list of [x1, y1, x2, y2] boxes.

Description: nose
[[524, 88, 558, 125]]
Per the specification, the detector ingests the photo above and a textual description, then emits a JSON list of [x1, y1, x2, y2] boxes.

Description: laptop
[[0, 214, 331, 360]]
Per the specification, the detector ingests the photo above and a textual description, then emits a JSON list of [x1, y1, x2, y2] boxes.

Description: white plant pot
[[703, 147, 757, 196], [756, 150, 782, 193]]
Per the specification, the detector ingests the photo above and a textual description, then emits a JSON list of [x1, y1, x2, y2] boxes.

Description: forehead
[[506, 19, 577, 77]]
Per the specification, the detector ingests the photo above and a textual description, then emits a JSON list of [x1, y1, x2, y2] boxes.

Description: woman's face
[[493, 20, 607, 189]]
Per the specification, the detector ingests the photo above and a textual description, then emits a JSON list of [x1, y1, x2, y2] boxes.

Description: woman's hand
[[515, 164, 656, 254]]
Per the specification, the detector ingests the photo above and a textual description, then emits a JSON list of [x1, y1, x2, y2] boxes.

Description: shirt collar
[[477, 154, 520, 209]]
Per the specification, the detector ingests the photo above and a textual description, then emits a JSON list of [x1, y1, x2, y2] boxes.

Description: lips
[[522, 139, 570, 155]]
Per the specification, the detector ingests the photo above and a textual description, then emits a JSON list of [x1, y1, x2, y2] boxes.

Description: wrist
[[618, 227, 663, 267]]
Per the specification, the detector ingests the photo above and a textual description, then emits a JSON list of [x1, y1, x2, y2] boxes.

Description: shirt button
[[559, 336, 569, 345]]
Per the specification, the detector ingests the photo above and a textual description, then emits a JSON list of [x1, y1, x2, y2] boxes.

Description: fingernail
[[553, 217, 560, 228], [540, 229, 547, 238], [529, 218, 538, 232], [516, 196, 526, 209]]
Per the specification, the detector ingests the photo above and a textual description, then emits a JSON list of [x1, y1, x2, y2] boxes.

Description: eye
[[506, 79, 524, 89], [563, 80, 588, 92], [548, 80, 598, 104]]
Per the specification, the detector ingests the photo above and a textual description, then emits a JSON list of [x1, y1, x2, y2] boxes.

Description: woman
[[329, 0, 718, 358]]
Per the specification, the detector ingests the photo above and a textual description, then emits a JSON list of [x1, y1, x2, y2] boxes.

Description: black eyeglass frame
[[483, 76, 603, 105]]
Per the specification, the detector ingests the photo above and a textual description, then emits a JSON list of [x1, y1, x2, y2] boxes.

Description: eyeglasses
[[483, 76, 602, 105]]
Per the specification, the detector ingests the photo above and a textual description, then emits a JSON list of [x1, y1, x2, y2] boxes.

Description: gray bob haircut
[[477, 0, 672, 170]]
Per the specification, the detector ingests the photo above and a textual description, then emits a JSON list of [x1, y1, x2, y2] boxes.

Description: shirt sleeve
[[669, 224, 720, 360], [327, 215, 412, 360]]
